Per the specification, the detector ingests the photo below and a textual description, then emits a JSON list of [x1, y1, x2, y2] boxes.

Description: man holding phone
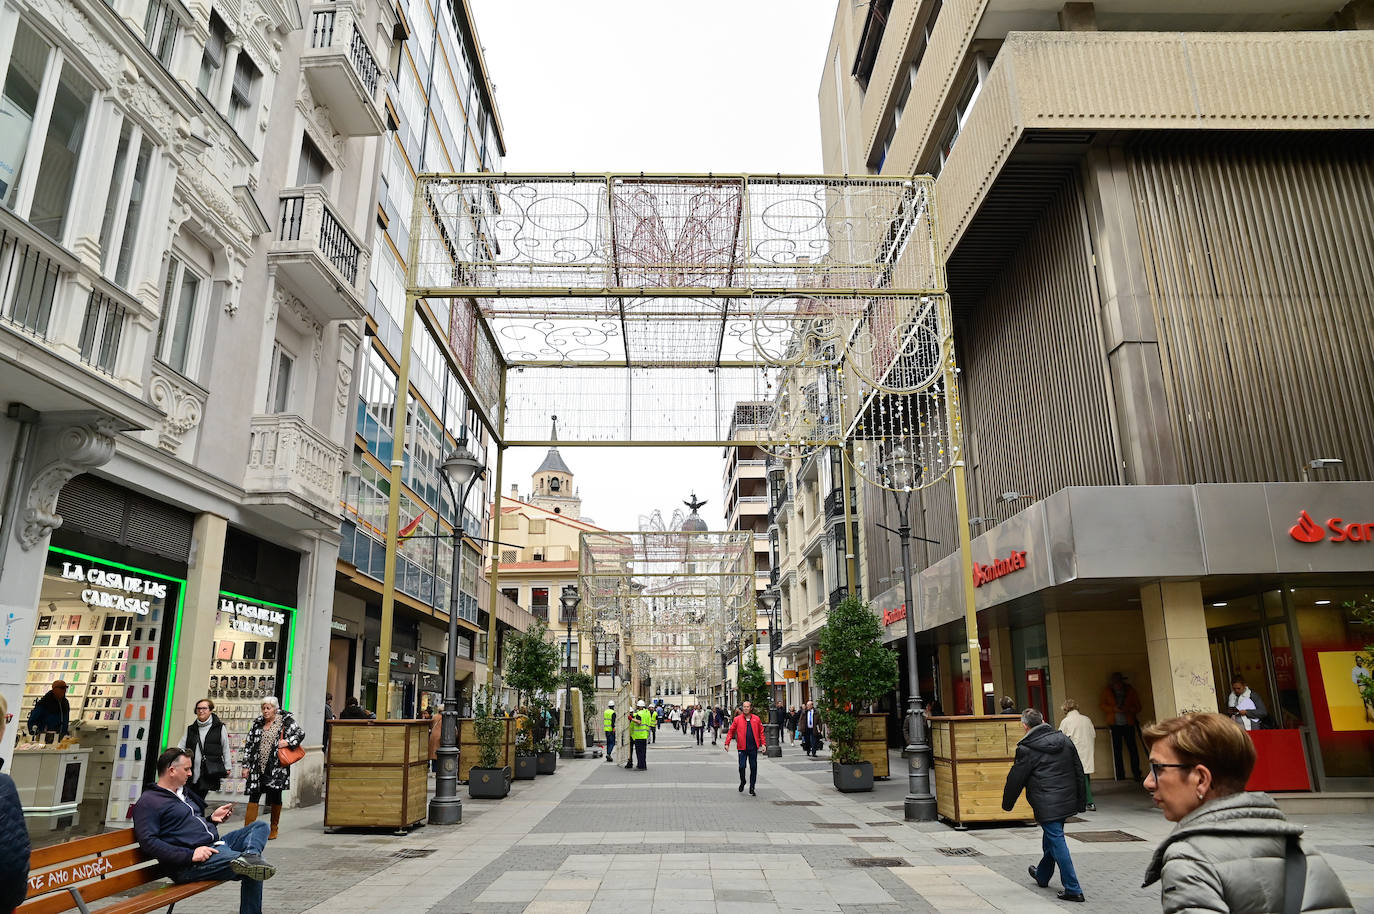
[[133, 748, 277, 914]]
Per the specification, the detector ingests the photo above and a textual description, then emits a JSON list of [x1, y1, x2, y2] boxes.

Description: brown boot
[[269, 804, 282, 839], [243, 802, 259, 826]]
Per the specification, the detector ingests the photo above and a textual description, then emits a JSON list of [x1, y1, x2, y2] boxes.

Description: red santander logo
[[973, 550, 1028, 588], [1289, 510, 1374, 544]]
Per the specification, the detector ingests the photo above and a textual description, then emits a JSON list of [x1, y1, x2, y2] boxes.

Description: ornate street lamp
[[559, 584, 581, 758], [760, 590, 782, 758], [430, 440, 486, 826], [881, 441, 937, 823]]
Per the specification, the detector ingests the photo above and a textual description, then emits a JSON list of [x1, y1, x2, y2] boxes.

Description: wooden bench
[[19, 828, 220, 914]]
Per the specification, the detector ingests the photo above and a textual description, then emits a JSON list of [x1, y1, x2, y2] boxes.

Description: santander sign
[[1289, 510, 1374, 544], [973, 550, 1029, 588]]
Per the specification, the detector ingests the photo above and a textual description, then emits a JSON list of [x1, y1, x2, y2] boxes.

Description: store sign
[[972, 550, 1028, 588], [218, 597, 286, 637], [60, 562, 167, 614], [783, 670, 797, 680], [882, 604, 907, 626], [1288, 510, 1374, 544], [330, 618, 349, 634]]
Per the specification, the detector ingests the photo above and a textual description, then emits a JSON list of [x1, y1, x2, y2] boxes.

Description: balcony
[[824, 488, 846, 520], [301, 0, 386, 136], [244, 414, 347, 528], [271, 186, 368, 321]]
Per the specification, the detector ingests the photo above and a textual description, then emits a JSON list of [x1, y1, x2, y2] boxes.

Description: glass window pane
[[114, 137, 154, 287], [167, 267, 198, 372], [31, 62, 96, 241], [1292, 586, 1374, 780], [1, 20, 51, 206], [99, 120, 135, 269]]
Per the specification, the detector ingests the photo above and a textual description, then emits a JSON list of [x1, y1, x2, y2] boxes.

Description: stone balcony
[[270, 185, 368, 322], [243, 414, 346, 529], [301, 0, 387, 136]]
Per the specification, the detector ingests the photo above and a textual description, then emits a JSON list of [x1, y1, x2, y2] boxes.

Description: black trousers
[[1110, 725, 1142, 779], [737, 748, 758, 790], [247, 787, 283, 805], [634, 738, 647, 769]]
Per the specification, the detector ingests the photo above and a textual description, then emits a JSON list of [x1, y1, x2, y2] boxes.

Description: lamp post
[[761, 591, 782, 758], [430, 441, 486, 826], [882, 442, 937, 823], [560, 584, 581, 758]]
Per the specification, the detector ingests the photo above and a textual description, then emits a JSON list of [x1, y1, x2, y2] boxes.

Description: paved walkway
[[166, 725, 1373, 913]]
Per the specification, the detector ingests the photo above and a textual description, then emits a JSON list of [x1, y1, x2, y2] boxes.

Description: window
[[100, 122, 154, 288], [267, 344, 294, 413], [228, 53, 258, 135], [1, 20, 46, 206], [531, 588, 549, 622], [528, 519, 546, 534], [198, 12, 228, 97], [142, 0, 180, 67], [296, 134, 329, 186], [930, 55, 989, 177], [157, 256, 202, 375]]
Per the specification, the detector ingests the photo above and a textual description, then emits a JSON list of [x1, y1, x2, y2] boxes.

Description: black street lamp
[[882, 442, 937, 823], [559, 584, 581, 759], [760, 590, 782, 758], [430, 441, 486, 826]]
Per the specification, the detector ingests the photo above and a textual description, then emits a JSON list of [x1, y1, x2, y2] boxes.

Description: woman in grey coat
[[1141, 713, 1352, 913]]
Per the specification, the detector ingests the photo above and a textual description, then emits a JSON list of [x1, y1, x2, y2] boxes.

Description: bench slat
[[26, 849, 155, 899], [28, 831, 134, 870], [17, 866, 167, 914], [92, 882, 219, 914]]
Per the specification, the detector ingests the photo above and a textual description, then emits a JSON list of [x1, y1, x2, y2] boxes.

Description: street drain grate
[[774, 800, 821, 806], [390, 848, 437, 859], [865, 821, 903, 827], [1069, 830, 1145, 843], [812, 822, 859, 829], [848, 857, 908, 868], [935, 847, 983, 858], [850, 836, 894, 843]]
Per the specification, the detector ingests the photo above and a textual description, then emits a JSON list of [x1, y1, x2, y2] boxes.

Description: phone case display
[[206, 604, 287, 796], [108, 613, 162, 822]]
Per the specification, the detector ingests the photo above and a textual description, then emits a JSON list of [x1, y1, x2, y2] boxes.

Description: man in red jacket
[[723, 700, 767, 796]]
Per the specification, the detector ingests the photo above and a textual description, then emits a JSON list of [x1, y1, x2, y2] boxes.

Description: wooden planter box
[[458, 718, 516, 783], [930, 715, 1034, 826], [324, 720, 429, 831], [855, 713, 890, 778]]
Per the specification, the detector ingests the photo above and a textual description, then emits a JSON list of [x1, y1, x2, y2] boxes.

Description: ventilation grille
[[390, 848, 436, 858], [935, 847, 983, 857], [57, 475, 193, 561]]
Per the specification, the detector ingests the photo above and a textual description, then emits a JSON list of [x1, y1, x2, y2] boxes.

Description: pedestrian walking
[[723, 700, 766, 796], [1099, 672, 1143, 780], [1057, 698, 1097, 811], [241, 697, 305, 840], [1141, 713, 1353, 913], [603, 701, 617, 763], [181, 698, 230, 800], [785, 706, 799, 744], [800, 701, 823, 756], [690, 704, 705, 745], [1002, 708, 1088, 903], [710, 706, 723, 745]]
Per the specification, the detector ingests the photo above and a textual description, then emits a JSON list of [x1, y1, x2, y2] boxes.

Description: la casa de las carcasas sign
[[1289, 510, 1374, 544], [973, 551, 1029, 588]]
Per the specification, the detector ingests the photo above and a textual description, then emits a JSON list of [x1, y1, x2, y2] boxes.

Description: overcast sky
[[469, 0, 837, 531]]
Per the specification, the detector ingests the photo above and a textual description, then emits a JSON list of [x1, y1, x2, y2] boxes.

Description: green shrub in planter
[[814, 596, 899, 772], [470, 685, 510, 798]]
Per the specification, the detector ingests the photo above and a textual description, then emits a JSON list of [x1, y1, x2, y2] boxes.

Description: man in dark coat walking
[[1002, 708, 1087, 903]]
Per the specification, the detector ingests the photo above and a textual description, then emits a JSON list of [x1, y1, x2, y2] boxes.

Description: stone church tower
[[528, 416, 581, 519]]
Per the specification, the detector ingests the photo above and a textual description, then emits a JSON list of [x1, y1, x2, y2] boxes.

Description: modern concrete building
[[332, 0, 514, 721], [1, 0, 399, 818], [819, 0, 1374, 791]]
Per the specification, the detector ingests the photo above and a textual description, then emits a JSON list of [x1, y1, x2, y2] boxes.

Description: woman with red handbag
[[242, 697, 305, 839]]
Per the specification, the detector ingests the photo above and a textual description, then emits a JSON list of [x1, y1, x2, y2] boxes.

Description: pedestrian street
[[151, 724, 1374, 914]]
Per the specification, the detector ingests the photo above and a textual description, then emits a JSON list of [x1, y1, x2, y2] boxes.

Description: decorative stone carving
[[336, 339, 356, 415], [18, 420, 121, 550], [296, 81, 349, 167], [149, 368, 207, 453]]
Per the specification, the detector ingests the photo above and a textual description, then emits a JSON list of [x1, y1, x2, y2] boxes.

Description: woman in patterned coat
[[241, 696, 305, 839]]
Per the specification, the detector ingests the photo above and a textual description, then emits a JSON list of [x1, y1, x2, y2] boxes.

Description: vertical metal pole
[[485, 441, 505, 686], [430, 472, 472, 825], [897, 490, 936, 821]]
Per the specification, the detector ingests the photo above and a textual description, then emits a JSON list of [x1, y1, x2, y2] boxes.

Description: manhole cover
[[850, 836, 893, 843], [813, 822, 859, 829], [935, 847, 983, 857], [848, 857, 908, 868], [1069, 830, 1144, 843], [391, 848, 437, 858], [774, 800, 821, 807]]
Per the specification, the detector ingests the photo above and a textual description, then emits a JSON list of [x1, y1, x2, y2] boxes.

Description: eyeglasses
[[195, 706, 211, 712], [1148, 761, 1194, 781]]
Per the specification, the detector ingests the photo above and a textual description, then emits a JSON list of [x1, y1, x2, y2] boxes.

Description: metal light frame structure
[[374, 174, 983, 739]]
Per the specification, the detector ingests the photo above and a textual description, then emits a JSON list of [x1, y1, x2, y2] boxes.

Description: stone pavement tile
[[524, 901, 590, 914], [718, 903, 782, 914], [650, 901, 716, 914], [543, 877, 600, 891]]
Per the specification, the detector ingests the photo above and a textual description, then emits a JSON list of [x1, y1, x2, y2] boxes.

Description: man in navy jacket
[[133, 748, 276, 914]]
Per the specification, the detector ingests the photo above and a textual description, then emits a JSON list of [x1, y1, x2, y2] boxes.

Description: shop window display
[[15, 548, 184, 823], [206, 592, 294, 796]]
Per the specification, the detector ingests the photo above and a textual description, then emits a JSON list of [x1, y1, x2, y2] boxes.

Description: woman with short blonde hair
[[1141, 713, 1352, 913]]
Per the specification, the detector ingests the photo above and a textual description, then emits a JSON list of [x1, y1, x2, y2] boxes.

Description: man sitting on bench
[[133, 748, 276, 914]]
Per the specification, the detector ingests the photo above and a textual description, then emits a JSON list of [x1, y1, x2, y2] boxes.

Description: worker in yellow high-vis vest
[[625, 699, 653, 770], [603, 702, 617, 763]]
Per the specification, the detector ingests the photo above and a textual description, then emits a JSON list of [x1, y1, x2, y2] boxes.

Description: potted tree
[[512, 712, 537, 780], [534, 697, 559, 774], [504, 621, 560, 777], [814, 595, 899, 793], [468, 685, 511, 799]]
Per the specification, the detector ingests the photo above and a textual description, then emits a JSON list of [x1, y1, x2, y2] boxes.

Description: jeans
[[1109, 725, 1141, 779], [605, 731, 615, 760], [693, 726, 704, 745], [1034, 820, 1081, 895], [170, 820, 270, 914], [737, 748, 758, 791]]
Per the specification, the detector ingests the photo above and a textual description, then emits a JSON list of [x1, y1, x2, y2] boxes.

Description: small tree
[[472, 684, 505, 769], [814, 596, 899, 764], [503, 620, 561, 710], [738, 650, 770, 715], [1344, 594, 1374, 711]]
